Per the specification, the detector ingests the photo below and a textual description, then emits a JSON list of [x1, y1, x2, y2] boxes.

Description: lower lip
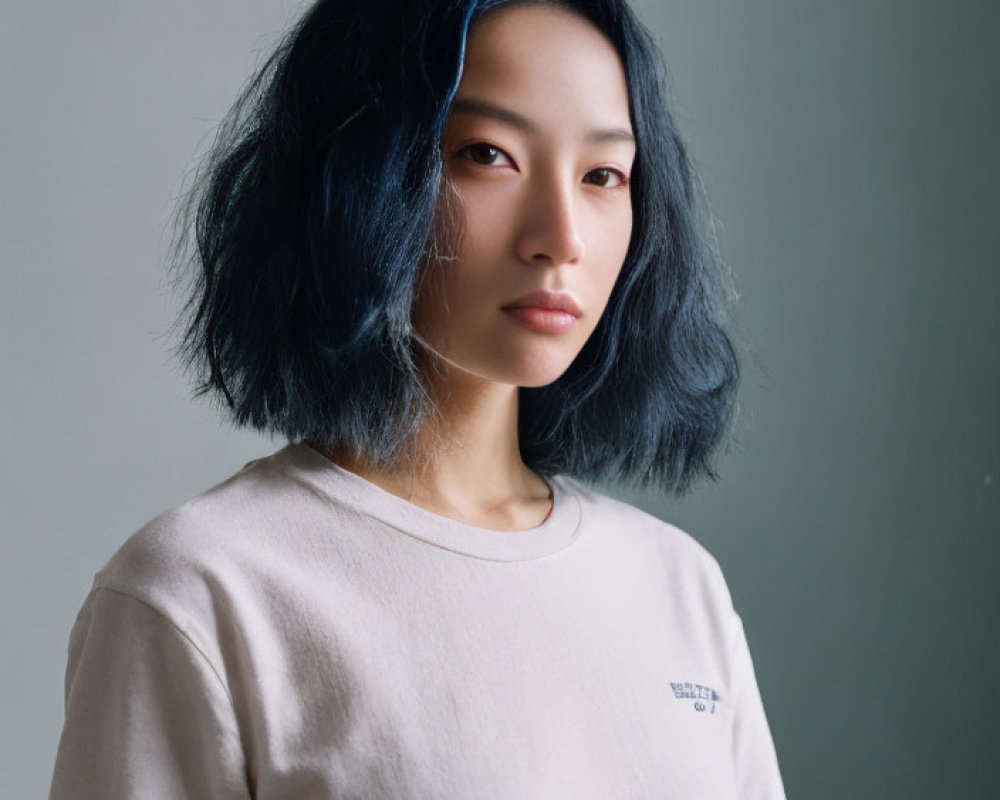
[[502, 306, 578, 333]]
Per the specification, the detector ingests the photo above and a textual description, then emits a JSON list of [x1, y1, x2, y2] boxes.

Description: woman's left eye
[[584, 168, 629, 189]]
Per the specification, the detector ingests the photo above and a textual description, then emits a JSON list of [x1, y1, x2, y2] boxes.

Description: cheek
[[613, 202, 634, 254], [410, 255, 490, 342], [430, 176, 514, 269], [458, 187, 516, 256], [596, 206, 633, 288]]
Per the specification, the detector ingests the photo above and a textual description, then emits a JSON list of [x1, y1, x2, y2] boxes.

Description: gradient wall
[[2, 0, 996, 797]]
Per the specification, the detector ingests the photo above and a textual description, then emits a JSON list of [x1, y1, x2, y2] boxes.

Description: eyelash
[[453, 142, 630, 191]]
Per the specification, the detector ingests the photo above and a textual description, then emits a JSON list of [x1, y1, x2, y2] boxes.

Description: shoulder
[[560, 475, 733, 605], [92, 448, 312, 635]]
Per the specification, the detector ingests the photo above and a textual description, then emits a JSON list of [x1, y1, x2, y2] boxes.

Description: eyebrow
[[449, 97, 635, 145]]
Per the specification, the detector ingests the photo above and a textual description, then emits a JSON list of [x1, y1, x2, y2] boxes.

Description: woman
[[49, 0, 786, 797]]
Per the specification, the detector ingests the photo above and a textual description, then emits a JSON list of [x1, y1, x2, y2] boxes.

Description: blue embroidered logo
[[670, 681, 720, 714]]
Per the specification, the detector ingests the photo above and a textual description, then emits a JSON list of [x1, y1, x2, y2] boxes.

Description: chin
[[419, 335, 581, 389], [511, 366, 571, 388], [483, 352, 578, 388]]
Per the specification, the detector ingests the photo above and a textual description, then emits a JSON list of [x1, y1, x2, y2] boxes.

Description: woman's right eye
[[455, 143, 514, 168]]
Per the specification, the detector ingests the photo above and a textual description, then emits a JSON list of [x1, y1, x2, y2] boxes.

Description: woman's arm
[[726, 609, 786, 800]]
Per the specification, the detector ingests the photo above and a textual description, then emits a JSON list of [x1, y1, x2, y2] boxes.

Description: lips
[[500, 290, 583, 317], [502, 306, 578, 333]]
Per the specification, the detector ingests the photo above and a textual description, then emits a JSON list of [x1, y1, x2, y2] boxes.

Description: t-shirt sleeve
[[726, 610, 787, 800], [48, 585, 252, 800]]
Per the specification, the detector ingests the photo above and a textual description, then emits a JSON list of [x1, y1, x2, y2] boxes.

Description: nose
[[515, 172, 586, 266]]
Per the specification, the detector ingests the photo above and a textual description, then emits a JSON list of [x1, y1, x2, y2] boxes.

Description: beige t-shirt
[[49, 442, 785, 799]]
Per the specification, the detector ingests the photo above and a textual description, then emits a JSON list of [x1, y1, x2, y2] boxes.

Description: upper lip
[[501, 290, 583, 317]]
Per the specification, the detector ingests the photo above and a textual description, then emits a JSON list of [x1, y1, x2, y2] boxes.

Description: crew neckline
[[273, 441, 583, 562]]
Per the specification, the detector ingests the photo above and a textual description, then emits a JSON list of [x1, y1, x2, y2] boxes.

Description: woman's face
[[411, 3, 635, 388]]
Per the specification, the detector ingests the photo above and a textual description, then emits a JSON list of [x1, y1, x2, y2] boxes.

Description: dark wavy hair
[[168, 0, 740, 495]]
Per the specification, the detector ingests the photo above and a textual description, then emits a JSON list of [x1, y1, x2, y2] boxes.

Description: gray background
[[2, 0, 997, 797]]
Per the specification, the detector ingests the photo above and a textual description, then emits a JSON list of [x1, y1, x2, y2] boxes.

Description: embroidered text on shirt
[[670, 681, 720, 714]]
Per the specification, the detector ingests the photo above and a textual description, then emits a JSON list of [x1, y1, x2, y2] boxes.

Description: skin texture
[[333, 4, 635, 529]]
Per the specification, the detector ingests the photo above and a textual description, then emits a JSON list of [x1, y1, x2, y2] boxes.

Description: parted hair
[[169, 0, 740, 495]]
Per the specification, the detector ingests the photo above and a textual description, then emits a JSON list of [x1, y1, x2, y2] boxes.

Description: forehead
[[453, 4, 632, 135]]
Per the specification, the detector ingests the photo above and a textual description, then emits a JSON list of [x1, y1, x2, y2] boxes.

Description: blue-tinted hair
[[169, 0, 740, 495]]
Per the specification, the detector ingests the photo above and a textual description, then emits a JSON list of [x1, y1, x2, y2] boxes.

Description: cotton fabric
[[49, 442, 785, 799]]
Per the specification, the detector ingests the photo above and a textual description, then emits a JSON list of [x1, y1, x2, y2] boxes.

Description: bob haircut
[[170, 0, 740, 495]]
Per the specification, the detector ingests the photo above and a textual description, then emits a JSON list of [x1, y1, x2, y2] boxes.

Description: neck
[[309, 362, 552, 530]]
